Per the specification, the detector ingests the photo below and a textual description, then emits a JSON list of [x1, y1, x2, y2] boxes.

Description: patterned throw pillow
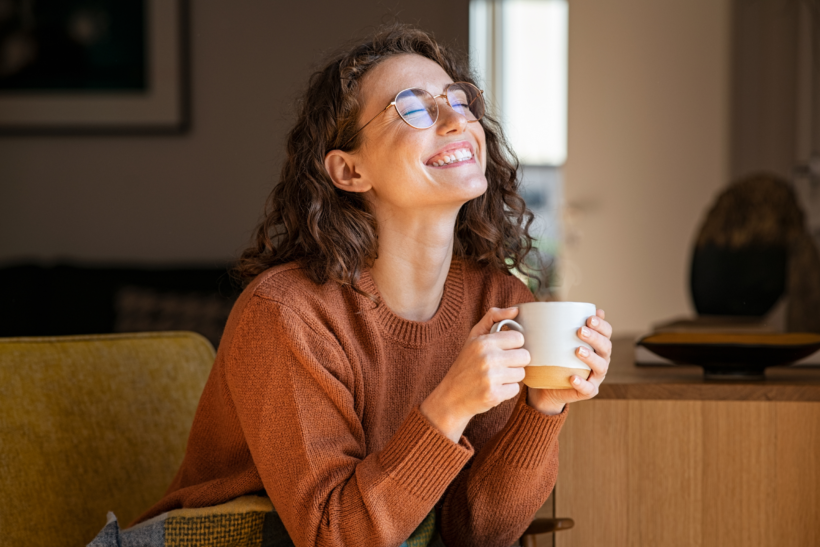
[[87, 495, 437, 547]]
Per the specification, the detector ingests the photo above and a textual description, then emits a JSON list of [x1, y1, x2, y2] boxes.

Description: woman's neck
[[369, 208, 458, 322]]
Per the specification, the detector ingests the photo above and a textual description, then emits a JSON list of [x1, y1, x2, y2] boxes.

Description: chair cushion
[[87, 496, 436, 547]]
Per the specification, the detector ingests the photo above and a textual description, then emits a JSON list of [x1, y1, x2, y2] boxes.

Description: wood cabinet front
[[554, 339, 820, 547]]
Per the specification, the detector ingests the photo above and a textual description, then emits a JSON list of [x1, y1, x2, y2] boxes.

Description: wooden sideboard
[[554, 337, 820, 547]]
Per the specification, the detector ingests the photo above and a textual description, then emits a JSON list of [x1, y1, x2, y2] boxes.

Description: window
[[470, 0, 568, 166], [470, 0, 568, 286]]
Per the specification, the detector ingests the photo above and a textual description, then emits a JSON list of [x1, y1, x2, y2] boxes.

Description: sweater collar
[[357, 258, 465, 346]]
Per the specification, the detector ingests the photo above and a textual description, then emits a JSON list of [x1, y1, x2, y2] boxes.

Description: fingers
[[480, 365, 524, 408], [482, 330, 526, 351], [471, 307, 519, 337], [497, 381, 522, 401], [577, 311, 611, 386], [575, 346, 608, 379], [587, 311, 613, 339], [498, 348, 530, 367], [569, 373, 598, 398], [578, 324, 612, 360], [480, 344, 530, 373], [498, 361, 527, 384]]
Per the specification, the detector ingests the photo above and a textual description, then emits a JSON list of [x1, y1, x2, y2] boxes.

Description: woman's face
[[346, 54, 488, 214]]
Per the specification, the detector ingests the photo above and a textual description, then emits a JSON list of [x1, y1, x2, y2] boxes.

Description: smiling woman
[[232, 26, 541, 302], [90, 24, 613, 547]]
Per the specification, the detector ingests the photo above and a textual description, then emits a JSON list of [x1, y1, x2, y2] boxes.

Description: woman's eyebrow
[[390, 82, 455, 96]]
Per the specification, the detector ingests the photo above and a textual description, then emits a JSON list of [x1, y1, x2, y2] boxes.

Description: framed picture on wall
[[0, 0, 189, 134]]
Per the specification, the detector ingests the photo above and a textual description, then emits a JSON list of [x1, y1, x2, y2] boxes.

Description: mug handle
[[490, 319, 524, 335]]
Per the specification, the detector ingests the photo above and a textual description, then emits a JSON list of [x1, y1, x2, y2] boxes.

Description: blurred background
[[0, 0, 818, 344]]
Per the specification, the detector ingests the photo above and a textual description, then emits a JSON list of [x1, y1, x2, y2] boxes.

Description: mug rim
[[516, 301, 595, 308]]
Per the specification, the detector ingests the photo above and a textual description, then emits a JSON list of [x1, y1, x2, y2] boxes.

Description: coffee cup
[[490, 301, 597, 389]]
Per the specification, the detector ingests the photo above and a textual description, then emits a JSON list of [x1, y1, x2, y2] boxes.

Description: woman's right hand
[[419, 307, 530, 442]]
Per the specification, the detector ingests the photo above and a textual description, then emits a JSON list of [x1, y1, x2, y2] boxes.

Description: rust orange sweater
[[135, 258, 567, 547]]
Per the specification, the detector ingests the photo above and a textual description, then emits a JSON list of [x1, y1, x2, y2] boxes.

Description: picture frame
[[0, 0, 189, 135]]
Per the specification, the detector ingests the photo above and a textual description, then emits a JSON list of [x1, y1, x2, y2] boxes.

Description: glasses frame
[[340, 82, 485, 149]]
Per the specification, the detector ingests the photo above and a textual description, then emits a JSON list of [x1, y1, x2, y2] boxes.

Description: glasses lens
[[395, 88, 438, 129], [447, 83, 484, 121]]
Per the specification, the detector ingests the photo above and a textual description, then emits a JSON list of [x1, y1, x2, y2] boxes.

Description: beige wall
[[0, 0, 469, 265], [560, 0, 732, 335]]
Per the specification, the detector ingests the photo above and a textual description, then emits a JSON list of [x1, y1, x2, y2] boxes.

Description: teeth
[[429, 148, 473, 166]]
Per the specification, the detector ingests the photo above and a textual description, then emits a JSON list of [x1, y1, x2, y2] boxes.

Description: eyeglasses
[[341, 82, 485, 149]]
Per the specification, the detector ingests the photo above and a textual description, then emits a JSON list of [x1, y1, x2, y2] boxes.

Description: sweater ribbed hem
[[494, 395, 568, 470], [357, 259, 465, 347], [379, 407, 474, 501]]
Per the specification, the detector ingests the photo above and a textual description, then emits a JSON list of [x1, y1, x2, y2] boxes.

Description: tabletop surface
[[598, 337, 820, 401]]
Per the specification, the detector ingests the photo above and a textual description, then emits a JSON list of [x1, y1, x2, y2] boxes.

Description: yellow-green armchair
[[0, 332, 215, 547]]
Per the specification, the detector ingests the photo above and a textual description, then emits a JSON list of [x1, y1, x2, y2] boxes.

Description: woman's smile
[[425, 140, 476, 168]]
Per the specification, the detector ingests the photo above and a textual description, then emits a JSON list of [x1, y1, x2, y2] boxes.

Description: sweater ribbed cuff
[[494, 394, 568, 470], [379, 407, 474, 501]]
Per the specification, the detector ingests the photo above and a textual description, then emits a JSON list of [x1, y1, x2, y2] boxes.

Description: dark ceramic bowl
[[637, 333, 820, 380]]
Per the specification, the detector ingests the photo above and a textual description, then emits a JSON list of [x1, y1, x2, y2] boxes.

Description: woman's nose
[[436, 100, 469, 135]]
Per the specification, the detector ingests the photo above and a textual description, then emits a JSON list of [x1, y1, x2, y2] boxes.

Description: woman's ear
[[324, 150, 372, 193]]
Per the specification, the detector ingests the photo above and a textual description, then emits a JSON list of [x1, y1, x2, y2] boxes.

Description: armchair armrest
[[520, 517, 574, 547]]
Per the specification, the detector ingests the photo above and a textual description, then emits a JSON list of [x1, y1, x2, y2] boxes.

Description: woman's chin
[[456, 174, 489, 200]]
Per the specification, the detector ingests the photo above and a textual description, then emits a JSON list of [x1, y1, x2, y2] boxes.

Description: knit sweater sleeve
[[438, 392, 567, 547], [437, 274, 568, 547], [223, 295, 474, 547]]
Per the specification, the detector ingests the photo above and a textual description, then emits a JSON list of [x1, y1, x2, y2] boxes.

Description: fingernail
[[578, 346, 589, 357], [590, 317, 599, 327], [581, 327, 590, 338], [572, 376, 581, 385]]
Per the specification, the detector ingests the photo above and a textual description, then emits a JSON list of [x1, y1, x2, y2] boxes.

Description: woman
[[134, 25, 612, 547]]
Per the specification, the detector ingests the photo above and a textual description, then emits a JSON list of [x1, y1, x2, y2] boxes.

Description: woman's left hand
[[527, 309, 613, 415]]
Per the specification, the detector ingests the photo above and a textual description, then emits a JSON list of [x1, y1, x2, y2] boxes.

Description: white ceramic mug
[[490, 301, 597, 389]]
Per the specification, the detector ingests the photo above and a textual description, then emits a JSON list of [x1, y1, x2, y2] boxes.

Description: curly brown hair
[[233, 24, 544, 296]]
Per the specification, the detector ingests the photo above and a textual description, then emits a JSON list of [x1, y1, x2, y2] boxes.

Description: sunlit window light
[[469, 0, 569, 295], [469, 0, 568, 166]]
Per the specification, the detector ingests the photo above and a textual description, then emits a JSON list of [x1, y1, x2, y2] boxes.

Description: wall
[[0, 0, 741, 338], [729, 0, 820, 244], [560, 0, 732, 335], [730, 0, 799, 181], [0, 0, 469, 265]]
